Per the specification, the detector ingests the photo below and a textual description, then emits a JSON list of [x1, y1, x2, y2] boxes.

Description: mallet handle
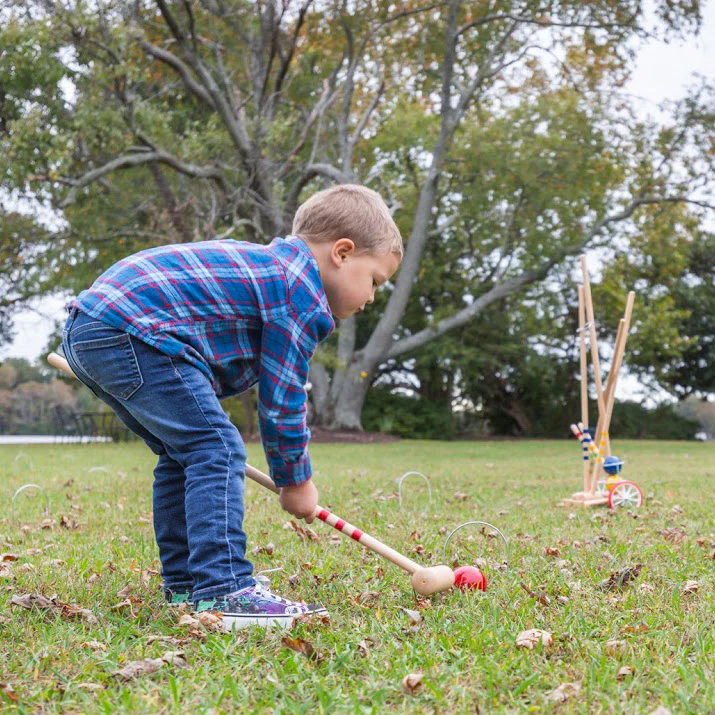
[[245, 465, 423, 574], [49, 352, 424, 577]]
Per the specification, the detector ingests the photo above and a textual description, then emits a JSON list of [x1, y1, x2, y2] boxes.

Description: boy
[[61, 184, 402, 630]]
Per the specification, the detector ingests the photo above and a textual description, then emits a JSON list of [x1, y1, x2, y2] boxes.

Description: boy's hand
[[279, 480, 319, 523]]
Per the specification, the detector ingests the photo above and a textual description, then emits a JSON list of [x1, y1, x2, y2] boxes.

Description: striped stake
[[48, 351, 457, 596], [578, 286, 590, 493]]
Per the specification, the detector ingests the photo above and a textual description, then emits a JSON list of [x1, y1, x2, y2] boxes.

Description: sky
[[2, 2, 715, 403]]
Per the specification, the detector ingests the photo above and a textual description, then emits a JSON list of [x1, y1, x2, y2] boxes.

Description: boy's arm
[[258, 308, 333, 488]]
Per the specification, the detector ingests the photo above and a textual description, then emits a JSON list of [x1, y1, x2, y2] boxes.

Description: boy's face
[[321, 240, 400, 320]]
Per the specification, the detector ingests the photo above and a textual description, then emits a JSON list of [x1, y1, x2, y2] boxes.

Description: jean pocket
[[72, 331, 144, 400]]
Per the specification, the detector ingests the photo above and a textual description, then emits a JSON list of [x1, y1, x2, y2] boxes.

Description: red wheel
[[608, 481, 643, 509]]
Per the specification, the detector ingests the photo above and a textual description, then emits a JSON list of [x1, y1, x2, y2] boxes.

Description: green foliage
[[609, 400, 700, 440], [362, 386, 456, 440]]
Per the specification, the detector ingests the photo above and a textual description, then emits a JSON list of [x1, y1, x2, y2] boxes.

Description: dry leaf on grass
[[671, 505, 684, 515], [402, 672, 424, 695], [597, 565, 643, 592], [520, 582, 551, 607], [357, 591, 380, 606], [291, 612, 330, 630], [617, 665, 635, 680], [81, 641, 108, 652], [605, 639, 627, 656], [545, 681, 581, 703], [659, 528, 686, 544], [637, 583, 655, 594], [178, 614, 199, 627], [649, 707, 672, 715], [515, 629, 554, 649], [76, 683, 106, 691], [543, 547, 560, 557], [11, 593, 98, 625], [356, 637, 375, 658], [0, 683, 18, 702], [281, 636, 321, 661], [682, 580, 700, 595], [251, 542, 275, 556], [453, 492, 469, 501], [197, 611, 223, 631], [0, 554, 19, 562], [398, 607, 422, 625], [113, 651, 187, 681]]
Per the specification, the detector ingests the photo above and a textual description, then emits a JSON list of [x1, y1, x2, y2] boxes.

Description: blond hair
[[292, 184, 403, 258]]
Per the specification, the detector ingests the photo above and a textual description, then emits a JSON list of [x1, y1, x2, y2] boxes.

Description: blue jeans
[[62, 307, 255, 600]]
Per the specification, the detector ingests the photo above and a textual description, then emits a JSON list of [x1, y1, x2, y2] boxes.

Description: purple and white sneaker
[[195, 583, 328, 631]]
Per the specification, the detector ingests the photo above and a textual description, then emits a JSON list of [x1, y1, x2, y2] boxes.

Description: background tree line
[[1, 0, 713, 438]]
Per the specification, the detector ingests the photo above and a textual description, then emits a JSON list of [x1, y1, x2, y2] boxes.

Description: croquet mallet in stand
[[47, 352, 486, 595]]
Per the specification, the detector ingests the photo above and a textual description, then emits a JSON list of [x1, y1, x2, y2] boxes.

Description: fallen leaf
[[620, 622, 650, 634], [116, 585, 132, 599], [649, 707, 672, 715], [659, 528, 686, 544], [281, 636, 320, 661], [520, 582, 551, 607], [398, 607, 422, 625], [40, 519, 55, 530], [59, 515, 78, 530], [453, 492, 469, 501], [0, 683, 18, 702], [76, 683, 105, 691], [515, 629, 554, 649], [617, 665, 635, 680], [545, 681, 581, 703], [543, 547, 560, 557], [671, 504, 684, 515], [357, 591, 380, 606], [597, 565, 643, 592], [81, 641, 108, 652], [402, 672, 424, 694], [290, 612, 331, 630], [637, 583, 655, 594], [251, 542, 275, 556], [178, 614, 199, 627], [197, 611, 223, 631], [605, 639, 626, 656], [682, 580, 700, 595], [10, 592, 97, 624], [0, 554, 19, 562], [113, 651, 187, 681], [357, 639, 371, 657]]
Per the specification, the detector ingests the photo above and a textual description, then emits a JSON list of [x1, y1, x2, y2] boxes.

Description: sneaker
[[165, 589, 193, 607], [194, 583, 328, 631]]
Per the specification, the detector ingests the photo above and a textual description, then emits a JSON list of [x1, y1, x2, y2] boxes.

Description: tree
[[2, 0, 713, 429]]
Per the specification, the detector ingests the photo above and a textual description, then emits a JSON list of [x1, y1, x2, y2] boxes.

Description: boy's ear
[[331, 238, 356, 265]]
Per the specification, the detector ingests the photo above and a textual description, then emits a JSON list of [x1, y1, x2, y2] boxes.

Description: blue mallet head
[[603, 455, 624, 476]]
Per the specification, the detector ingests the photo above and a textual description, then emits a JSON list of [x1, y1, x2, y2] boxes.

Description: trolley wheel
[[608, 481, 643, 509]]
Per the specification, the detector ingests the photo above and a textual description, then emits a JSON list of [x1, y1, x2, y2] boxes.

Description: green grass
[[1, 439, 714, 714]]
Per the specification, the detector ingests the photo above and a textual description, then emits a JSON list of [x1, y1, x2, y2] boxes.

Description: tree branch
[[387, 193, 714, 359], [60, 150, 230, 207], [140, 41, 216, 108]]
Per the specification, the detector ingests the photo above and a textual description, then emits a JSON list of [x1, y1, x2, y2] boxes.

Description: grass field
[[1, 439, 714, 714]]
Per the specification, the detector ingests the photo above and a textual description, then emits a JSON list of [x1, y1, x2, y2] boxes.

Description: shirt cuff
[[266, 450, 313, 488]]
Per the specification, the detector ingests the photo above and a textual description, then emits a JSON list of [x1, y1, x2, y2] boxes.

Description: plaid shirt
[[71, 236, 335, 487]]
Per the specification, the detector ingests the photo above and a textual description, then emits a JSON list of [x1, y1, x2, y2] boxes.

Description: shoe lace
[[252, 582, 294, 606]]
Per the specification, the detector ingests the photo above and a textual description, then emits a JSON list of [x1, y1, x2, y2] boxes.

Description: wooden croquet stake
[[578, 286, 590, 494], [580, 255, 607, 426], [48, 352, 456, 596], [588, 291, 635, 493]]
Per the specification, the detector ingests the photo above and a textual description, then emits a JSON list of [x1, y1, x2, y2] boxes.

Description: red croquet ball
[[453, 565, 487, 591]]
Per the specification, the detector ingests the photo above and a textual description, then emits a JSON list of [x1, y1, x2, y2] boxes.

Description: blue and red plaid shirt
[[70, 236, 335, 487]]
